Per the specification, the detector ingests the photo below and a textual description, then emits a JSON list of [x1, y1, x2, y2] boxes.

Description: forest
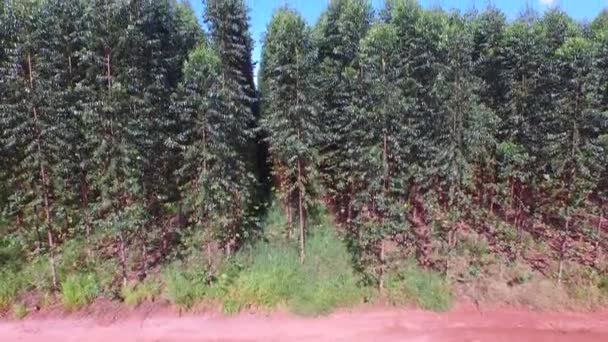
[[1, 0, 607, 317]]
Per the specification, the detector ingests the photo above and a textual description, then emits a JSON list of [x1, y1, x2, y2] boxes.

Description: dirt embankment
[[1, 305, 608, 342]]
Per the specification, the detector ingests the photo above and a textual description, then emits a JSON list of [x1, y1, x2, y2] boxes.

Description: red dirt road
[[2, 307, 608, 342]]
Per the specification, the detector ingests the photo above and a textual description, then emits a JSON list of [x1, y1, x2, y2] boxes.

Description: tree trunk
[[82, 180, 93, 259], [207, 243, 212, 268], [119, 230, 128, 288], [298, 158, 305, 264], [558, 216, 570, 284], [28, 53, 58, 290], [106, 53, 112, 91], [379, 133, 389, 291], [379, 239, 385, 292], [596, 215, 604, 266], [286, 192, 293, 239]]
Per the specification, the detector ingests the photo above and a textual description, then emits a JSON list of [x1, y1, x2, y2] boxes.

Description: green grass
[[121, 278, 161, 307], [12, 303, 27, 319], [221, 243, 302, 313], [60, 273, 99, 311], [385, 262, 453, 312], [162, 262, 207, 309], [289, 228, 365, 315], [21, 257, 53, 292], [217, 223, 365, 316], [599, 275, 608, 297], [0, 271, 21, 311]]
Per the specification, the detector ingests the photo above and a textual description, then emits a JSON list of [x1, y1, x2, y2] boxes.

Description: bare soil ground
[[1, 305, 607, 342]]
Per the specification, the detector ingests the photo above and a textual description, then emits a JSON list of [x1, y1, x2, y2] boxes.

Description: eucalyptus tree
[[85, 0, 140, 285], [470, 7, 508, 210], [135, 0, 202, 214], [355, 22, 410, 287], [0, 0, 63, 288], [38, 0, 95, 244], [471, 6, 508, 111], [386, 0, 445, 266], [203, 0, 258, 252], [0, 1, 18, 212], [496, 11, 547, 227], [547, 35, 605, 282], [173, 44, 250, 261], [313, 0, 373, 225], [430, 12, 498, 275], [590, 11, 608, 262], [260, 8, 319, 262]]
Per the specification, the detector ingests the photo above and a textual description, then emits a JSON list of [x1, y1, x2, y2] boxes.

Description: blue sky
[[190, 0, 608, 77]]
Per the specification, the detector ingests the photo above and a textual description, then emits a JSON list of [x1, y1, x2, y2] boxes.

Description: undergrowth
[[0, 271, 21, 311], [3, 202, 604, 316], [122, 278, 161, 307], [208, 206, 365, 316], [162, 262, 207, 309], [60, 273, 99, 311], [385, 262, 453, 312], [12, 303, 27, 319]]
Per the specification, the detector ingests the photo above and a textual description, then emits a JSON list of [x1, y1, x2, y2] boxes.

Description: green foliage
[[60, 274, 99, 311], [223, 243, 301, 312], [385, 262, 453, 312], [313, 0, 373, 211], [12, 303, 27, 320], [260, 8, 321, 260], [121, 279, 161, 307], [0, 271, 21, 311], [0, 236, 25, 272], [161, 262, 207, 309], [289, 228, 365, 315], [218, 223, 364, 315], [599, 276, 608, 297], [21, 257, 53, 293]]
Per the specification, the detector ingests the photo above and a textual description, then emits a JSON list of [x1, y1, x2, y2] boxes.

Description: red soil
[[1, 305, 607, 342]]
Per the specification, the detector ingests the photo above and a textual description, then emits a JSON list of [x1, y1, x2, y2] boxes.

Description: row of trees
[[259, 0, 608, 285], [0, 0, 261, 287], [1, 0, 607, 290]]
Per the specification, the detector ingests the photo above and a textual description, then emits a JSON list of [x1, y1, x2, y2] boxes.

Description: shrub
[[121, 279, 161, 307], [21, 257, 53, 292], [162, 263, 207, 309], [386, 263, 453, 312], [0, 271, 21, 311], [224, 243, 301, 313], [260, 201, 290, 243], [289, 227, 365, 315], [60, 273, 99, 311], [599, 276, 608, 296], [0, 236, 25, 272], [219, 223, 365, 316], [12, 303, 27, 319]]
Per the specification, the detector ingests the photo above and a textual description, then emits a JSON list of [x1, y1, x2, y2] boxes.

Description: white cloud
[[539, 0, 556, 5]]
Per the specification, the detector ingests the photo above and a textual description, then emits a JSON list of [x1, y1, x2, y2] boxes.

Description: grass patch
[[12, 303, 27, 319], [289, 228, 365, 315], [60, 273, 99, 311], [599, 275, 608, 296], [222, 244, 301, 313], [386, 262, 453, 312], [218, 223, 365, 315], [162, 262, 207, 309], [0, 271, 21, 311], [21, 257, 53, 293], [121, 278, 161, 307]]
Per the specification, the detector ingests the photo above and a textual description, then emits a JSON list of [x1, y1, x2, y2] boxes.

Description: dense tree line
[[0, 0, 259, 287], [1, 0, 607, 291], [260, 1, 608, 286]]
